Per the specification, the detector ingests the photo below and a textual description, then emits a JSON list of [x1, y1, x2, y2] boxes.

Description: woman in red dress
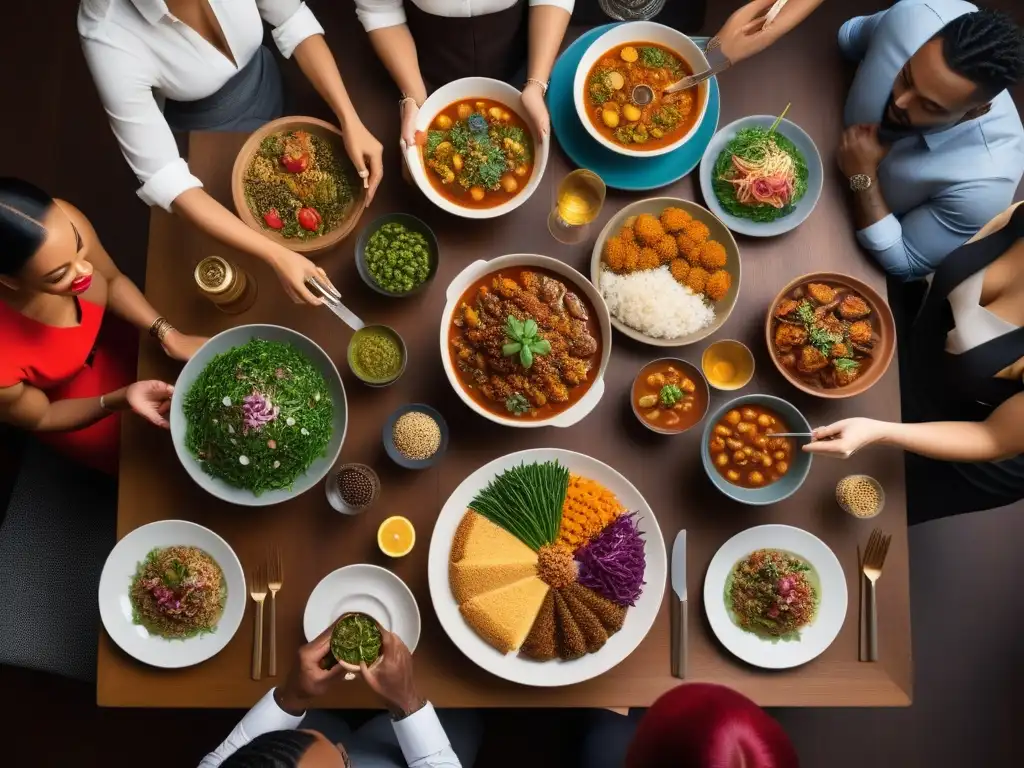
[[0, 178, 206, 475]]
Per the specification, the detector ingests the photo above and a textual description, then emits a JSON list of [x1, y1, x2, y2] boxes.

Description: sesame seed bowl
[[383, 404, 449, 470]]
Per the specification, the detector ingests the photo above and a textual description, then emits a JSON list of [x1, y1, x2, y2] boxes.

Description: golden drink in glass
[[548, 169, 607, 244]]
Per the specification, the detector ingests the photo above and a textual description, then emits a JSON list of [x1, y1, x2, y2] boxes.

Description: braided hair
[[936, 9, 1024, 98], [220, 730, 317, 768]]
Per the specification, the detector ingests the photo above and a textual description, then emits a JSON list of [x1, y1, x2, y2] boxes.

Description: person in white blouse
[[202, 626, 479, 767], [351, 0, 574, 151], [78, 0, 384, 305]]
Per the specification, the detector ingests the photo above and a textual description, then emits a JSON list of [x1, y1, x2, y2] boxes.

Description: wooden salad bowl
[[231, 115, 366, 257], [765, 272, 896, 400]]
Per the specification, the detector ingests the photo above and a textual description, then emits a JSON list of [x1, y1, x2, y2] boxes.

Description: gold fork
[[249, 563, 267, 680], [267, 549, 283, 678], [861, 528, 892, 662]]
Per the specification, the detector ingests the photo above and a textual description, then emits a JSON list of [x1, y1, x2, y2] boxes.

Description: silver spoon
[[629, 37, 731, 107]]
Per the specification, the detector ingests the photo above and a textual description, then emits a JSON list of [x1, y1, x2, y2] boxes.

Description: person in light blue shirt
[[837, 1, 1024, 280]]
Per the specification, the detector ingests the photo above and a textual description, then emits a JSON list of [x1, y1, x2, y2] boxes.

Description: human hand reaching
[[520, 81, 550, 142], [716, 0, 787, 65], [125, 380, 174, 429], [275, 625, 351, 715], [341, 118, 384, 205], [360, 630, 423, 717], [802, 418, 890, 458], [269, 248, 339, 305]]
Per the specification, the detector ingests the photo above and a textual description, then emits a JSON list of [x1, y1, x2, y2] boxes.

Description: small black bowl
[[355, 213, 439, 298], [383, 404, 449, 470]]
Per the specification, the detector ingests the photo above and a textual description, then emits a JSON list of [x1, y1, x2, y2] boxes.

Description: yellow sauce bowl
[[702, 340, 755, 391]]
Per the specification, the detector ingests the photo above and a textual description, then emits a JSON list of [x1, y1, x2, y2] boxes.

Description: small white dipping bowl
[[404, 77, 550, 220], [574, 21, 710, 159]]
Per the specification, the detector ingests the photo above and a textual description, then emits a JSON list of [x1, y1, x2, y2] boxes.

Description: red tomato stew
[[449, 268, 602, 420]]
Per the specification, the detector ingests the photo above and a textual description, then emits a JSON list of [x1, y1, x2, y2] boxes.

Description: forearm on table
[[367, 26, 427, 103], [527, 5, 571, 82], [876, 419, 1019, 463], [764, 0, 826, 42], [171, 188, 284, 270], [292, 35, 362, 127]]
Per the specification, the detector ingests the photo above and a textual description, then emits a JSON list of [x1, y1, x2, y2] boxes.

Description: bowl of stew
[[700, 394, 812, 506], [766, 272, 896, 399], [441, 253, 611, 428], [632, 358, 709, 434], [407, 77, 549, 220], [574, 22, 710, 158]]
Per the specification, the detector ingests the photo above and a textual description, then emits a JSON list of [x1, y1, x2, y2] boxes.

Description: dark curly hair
[[220, 730, 318, 768], [936, 9, 1024, 98]]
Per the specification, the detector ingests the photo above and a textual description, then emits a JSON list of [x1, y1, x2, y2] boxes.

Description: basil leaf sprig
[[502, 315, 551, 370]]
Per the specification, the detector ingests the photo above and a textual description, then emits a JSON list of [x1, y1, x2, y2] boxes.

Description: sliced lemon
[[378, 516, 416, 557]]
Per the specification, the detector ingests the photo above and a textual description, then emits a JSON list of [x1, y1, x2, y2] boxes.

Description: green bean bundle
[[469, 460, 570, 551]]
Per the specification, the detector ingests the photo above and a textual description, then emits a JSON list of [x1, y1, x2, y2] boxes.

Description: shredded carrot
[[557, 475, 625, 550]]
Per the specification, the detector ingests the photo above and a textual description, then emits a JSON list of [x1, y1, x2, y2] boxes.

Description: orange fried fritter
[[669, 258, 690, 283], [797, 345, 829, 373], [685, 266, 710, 294], [634, 213, 665, 246], [697, 240, 728, 270], [637, 247, 661, 271], [654, 234, 678, 264], [774, 323, 808, 348], [621, 243, 641, 273], [602, 235, 627, 272], [659, 206, 692, 234], [774, 299, 800, 319], [807, 283, 837, 305], [830, 342, 851, 359], [848, 320, 873, 345], [619, 226, 637, 245], [683, 219, 710, 244], [839, 295, 871, 320], [704, 269, 732, 302]]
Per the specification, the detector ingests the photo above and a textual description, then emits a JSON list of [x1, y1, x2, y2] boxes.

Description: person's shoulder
[[78, 0, 149, 51], [877, 0, 978, 36]]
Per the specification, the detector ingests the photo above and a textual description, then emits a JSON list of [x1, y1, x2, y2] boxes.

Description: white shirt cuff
[[137, 157, 203, 211], [392, 703, 451, 764], [272, 2, 325, 59], [855, 213, 902, 252], [355, 5, 407, 33], [244, 688, 307, 733], [529, 0, 575, 12]]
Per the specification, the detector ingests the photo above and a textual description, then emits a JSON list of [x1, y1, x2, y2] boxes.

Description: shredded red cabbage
[[574, 512, 646, 606]]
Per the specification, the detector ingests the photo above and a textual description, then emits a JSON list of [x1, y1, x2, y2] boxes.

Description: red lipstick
[[70, 274, 92, 293]]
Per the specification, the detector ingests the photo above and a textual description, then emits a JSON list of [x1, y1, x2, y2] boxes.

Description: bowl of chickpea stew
[[700, 394, 812, 506], [631, 358, 709, 434]]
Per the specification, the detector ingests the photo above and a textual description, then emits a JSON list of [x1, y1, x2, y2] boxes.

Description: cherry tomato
[[297, 207, 322, 232], [262, 208, 284, 230], [281, 152, 309, 174]]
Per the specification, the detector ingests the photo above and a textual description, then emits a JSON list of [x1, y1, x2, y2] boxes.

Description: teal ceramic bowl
[[700, 394, 812, 506]]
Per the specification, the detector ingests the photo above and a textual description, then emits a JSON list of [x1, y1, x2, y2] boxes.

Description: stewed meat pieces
[[797, 345, 829, 373], [848, 320, 873, 346], [774, 323, 808, 349]]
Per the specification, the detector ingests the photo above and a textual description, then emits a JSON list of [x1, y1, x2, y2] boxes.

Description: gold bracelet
[[149, 316, 174, 342], [525, 78, 549, 95]]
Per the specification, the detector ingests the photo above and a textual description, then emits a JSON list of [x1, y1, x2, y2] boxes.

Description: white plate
[[98, 520, 246, 669], [428, 448, 667, 687], [303, 564, 421, 653], [703, 524, 847, 669]]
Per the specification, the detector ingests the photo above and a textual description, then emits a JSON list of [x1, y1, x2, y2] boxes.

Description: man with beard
[[838, 1, 1024, 280]]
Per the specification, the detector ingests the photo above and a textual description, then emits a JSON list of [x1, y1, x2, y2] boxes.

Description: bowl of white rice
[[590, 197, 741, 347]]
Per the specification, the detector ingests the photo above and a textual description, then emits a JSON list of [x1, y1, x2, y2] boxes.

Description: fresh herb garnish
[[329, 614, 382, 666], [640, 46, 682, 73], [505, 393, 531, 416], [163, 559, 189, 587], [588, 69, 613, 105], [659, 384, 683, 407], [502, 316, 551, 370], [795, 301, 842, 356], [834, 357, 860, 373], [469, 460, 570, 551]]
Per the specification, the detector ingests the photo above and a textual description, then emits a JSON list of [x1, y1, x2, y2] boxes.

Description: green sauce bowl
[[347, 324, 408, 387]]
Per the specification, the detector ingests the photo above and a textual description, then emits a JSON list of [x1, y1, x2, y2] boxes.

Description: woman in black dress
[[806, 203, 1024, 523]]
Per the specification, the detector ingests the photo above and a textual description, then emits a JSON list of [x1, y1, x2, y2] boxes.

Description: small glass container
[[836, 475, 885, 519], [598, 0, 667, 21], [195, 255, 257, 314], [548, 169, 607, 244], [326, 463, 381, 515]]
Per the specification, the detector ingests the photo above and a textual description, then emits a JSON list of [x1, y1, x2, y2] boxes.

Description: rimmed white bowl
[[428, 448, 666, 686], [404, 77, 550, 219], [170, 324, 348, 507], [704, 524, 847, 669], [98, 520, 246, 669], [441, 254, 612, 428], [574, 21, 710, 158]]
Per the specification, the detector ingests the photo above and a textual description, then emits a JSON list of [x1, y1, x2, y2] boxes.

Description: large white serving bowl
[[98, 520, 246, 669], [428, 448, 667, 687], [704, 524, 848, 669], [441, 254, 612, 428], [573, 21, 710, 158], [403, 77, 550, 219], [170, 324, 348, 507]]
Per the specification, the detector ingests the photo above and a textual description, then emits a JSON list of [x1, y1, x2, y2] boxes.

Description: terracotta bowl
[[765, 272, 896, 399], [330, 612, 385, 673], [231, 116, 366, 256]]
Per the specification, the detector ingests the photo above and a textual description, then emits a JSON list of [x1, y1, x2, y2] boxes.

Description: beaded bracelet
[[525, 78, 549, 95]]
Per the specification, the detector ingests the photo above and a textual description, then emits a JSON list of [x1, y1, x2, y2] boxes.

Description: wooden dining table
[[99, 7, 912, 710]]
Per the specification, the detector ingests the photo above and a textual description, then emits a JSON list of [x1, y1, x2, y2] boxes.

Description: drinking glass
[[548, 169, 607, 244], [598, 0, 668, 21]]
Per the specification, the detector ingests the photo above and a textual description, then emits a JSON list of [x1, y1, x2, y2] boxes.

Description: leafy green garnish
[[425, 130, 445, 156], [711, 126, 809, 223], [659, 384, 683, 407], [502, 316, 551, 370], [505, 393, 531, 416], [794, 301, 842, 356], [447, 121, 472, 156], [640, 46, 682, 73], [588, 69, 613, 105], [834, 358, 860, 373], [163, 559, 189, 588], [257, 134, 284, 160], [652, 106, 681, 129]]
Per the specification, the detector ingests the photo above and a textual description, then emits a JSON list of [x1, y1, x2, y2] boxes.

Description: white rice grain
[[601, 266, 715, 339]]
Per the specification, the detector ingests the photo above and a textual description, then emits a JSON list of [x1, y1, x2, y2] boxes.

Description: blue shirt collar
[[922, 117, 982, 149]]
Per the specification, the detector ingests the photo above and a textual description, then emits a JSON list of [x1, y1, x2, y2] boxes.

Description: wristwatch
[[849, 174, 873, 192]]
